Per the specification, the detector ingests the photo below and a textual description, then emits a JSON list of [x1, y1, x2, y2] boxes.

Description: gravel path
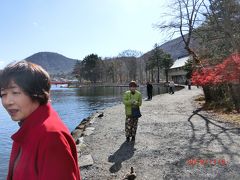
[[80, 86, 240, 180]]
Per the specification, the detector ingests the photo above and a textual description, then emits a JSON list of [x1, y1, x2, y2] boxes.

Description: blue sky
[[0, 0, 173, 68]]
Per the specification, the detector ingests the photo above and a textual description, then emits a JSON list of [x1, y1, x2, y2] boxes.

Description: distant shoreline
[[53, 82, 185, 88]]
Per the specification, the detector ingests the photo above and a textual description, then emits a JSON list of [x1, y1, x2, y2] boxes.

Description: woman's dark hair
[[0, 60, 51, 105], [129, 81, 137, 87]]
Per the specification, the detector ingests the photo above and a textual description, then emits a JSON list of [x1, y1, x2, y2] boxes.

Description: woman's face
[[129, 86, 136, 93], [0, 81, 40, 121]]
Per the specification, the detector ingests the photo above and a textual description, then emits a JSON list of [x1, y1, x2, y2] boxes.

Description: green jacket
[[123, 90, 142, 116]]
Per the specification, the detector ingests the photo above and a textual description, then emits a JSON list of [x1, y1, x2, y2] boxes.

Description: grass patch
[[194, 94, 240, 124], [194, 95, 205, 102]]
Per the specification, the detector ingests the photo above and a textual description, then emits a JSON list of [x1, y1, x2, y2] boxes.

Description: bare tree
[[156, 0, 207, 66], [118, 49, 143, 58]]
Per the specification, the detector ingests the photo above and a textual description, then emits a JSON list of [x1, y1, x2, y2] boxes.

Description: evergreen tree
[[146, 56, 156, 82], [148, 44, 163, 83], [197, 0, 240, 62], [183, 58, 193, 79], [80, 54, 103, 83], [72, 60, 82, 81], [147, 44, 174, 83], [160, 53, 174, 82]]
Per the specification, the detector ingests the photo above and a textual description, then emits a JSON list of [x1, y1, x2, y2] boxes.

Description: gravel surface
[[79, 86, 240, 180]]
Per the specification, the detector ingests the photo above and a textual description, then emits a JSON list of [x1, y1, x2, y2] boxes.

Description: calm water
[[0, 85, 168, 178]]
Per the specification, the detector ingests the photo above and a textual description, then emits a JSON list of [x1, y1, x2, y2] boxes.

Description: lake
[[0, 85, 168, 178]]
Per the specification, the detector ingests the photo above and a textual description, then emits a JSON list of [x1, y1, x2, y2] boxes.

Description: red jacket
[[7, 103, 81, 180]]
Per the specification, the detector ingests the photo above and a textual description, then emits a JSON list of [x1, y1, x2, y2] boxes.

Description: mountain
[[158, 36, 189, 59], [24, 36, 196, 76], [25, 52, 78, 75], [140, 35, 198, 61]]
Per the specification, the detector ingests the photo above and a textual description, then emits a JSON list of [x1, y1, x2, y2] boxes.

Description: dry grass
[[194, 94, 205, 102], [194, 94, 240, 124], [219, 113, 240, 124]]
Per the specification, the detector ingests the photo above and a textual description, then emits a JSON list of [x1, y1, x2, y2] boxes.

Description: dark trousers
[[169, 87, 174, 94], [147, 91, 152, 100]]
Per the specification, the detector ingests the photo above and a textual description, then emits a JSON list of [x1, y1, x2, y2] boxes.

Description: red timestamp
[[186, 158, 228, 166]]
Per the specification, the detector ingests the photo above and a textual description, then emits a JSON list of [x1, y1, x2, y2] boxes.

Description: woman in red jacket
[[0, 61, 81, 180]]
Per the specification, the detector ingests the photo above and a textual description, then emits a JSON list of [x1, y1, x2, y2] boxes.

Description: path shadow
[[188, 108, 240, 159], [108, 141, 136, 173], [164, 108, 240, 179]]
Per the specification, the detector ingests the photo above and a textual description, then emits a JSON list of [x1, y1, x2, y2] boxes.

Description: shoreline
[[57, 82, 184, 89], [71, 111, 104, 143]]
